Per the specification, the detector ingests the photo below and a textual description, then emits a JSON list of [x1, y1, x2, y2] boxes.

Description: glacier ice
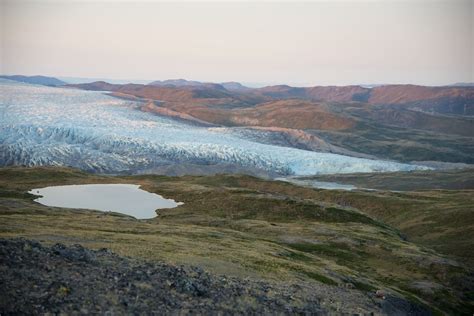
[[0, 79, 429, 176]]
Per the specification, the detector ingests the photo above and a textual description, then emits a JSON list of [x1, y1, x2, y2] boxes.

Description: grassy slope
[[312, 120, 474, 164], [0, 167, 473, 314], [302, 169, 474, 191], [300, 169, 474, 261]]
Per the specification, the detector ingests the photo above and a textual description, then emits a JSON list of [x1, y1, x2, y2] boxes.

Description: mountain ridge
[[68, 79, 474, 115], [0, 75, 66, 86]]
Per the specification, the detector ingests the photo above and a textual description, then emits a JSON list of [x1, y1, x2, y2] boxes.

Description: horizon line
[[1, 73, 473, 88]]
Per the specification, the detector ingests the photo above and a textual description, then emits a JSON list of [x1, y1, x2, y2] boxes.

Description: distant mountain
[[150, 79, 204, 86], [307, 86, 370, 102], [149, 79, 204, 87], [71, 79, 474, 116], [67, 81, 123, 91], [220, 82, 251, 91], [68, 81, 234, 102], [256, 85, 371, 102], [149, 79, 225, 90], [256, 85, 307, 99], [0, 75, 66, 87], [254, 84, 474, 115], [368, 84, 474, 116], [368, 84, 472, 103], [149, 79, 251, 92], [450, 82, 474, 87], [58, 76, 152, 85]]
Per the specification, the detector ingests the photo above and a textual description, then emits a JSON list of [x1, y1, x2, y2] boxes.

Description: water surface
[[29, 184, 183, 219], [276, 177, 357, 191]]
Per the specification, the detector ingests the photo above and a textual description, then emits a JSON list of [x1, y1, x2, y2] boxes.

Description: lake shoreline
[[29, 183, 183, 219]]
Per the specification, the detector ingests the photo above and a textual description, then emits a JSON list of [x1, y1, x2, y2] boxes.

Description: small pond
[[29, 184, 183, 219]]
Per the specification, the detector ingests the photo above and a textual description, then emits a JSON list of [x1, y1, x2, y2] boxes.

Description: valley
[[0, 167, 473, 314], [1, 76, 473, 314], [2, 1, 472, 314]]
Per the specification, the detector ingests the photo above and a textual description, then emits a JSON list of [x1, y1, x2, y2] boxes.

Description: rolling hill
[[67, 79, 473, 164]]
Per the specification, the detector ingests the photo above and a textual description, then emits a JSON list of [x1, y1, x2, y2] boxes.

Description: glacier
[[0, 79, 429, 176]]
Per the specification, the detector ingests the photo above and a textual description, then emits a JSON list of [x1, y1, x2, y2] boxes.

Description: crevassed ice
[[0, 79, 428, 175]]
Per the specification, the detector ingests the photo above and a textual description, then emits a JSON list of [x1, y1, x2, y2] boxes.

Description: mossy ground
[[0, 166, 473, 314]]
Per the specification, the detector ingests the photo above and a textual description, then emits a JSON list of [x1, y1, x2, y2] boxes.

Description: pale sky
[[1, 0, 473, 86]]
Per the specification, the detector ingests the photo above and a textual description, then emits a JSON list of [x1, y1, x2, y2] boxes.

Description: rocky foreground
[[0, 238, 430, 315]]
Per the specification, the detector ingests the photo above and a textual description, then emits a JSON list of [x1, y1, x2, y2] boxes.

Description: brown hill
[[68, 81, 234, 103], [142, 98, 355, 131], [254, 84, 474, 115], [255, 85, 370, 102], [306, 86, 370, 102], [118, 85, 199, 102], [368, 85, 474, 104], [229, 100, 355, 130], [368, 85, 474, 115], [256, 85, 307, 99]]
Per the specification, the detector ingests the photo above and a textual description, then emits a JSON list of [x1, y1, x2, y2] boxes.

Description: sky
[[1, 0, 472, 86]]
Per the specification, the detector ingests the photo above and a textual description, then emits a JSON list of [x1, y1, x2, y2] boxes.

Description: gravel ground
[[0, 238, 430, 315]]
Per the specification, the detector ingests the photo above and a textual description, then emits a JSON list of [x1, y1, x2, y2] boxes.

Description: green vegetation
[[305, 168, 474, 191], [0, 166, 473, 314], [313, 119, 474, 164]]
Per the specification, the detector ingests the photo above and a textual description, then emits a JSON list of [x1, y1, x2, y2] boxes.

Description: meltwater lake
[[275, 177, 357, 191], [29, 184, 183, 219]]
